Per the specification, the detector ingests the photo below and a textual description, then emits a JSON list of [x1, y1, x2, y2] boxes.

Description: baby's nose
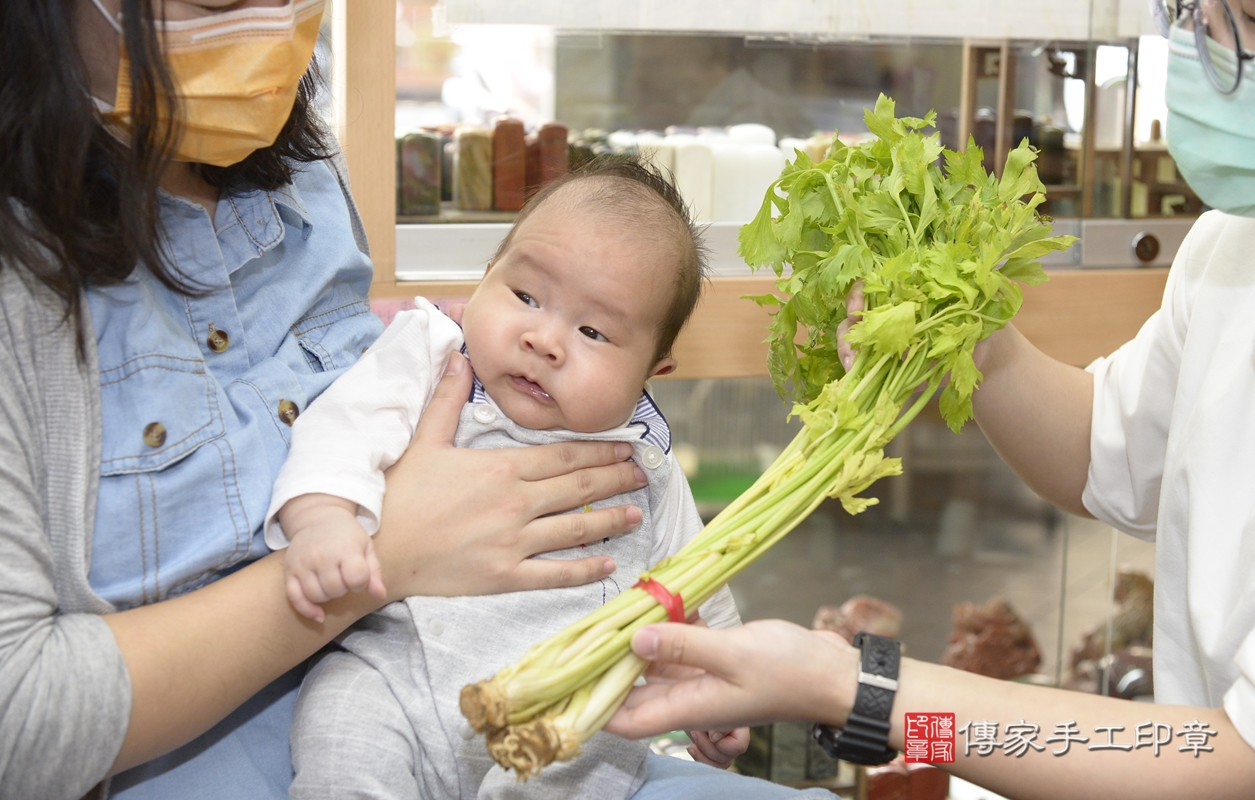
[[522, 327, 564, 364]]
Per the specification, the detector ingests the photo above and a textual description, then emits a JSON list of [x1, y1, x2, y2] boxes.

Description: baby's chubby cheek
[[561, 397, 635, 433], [556, 375, 648, 433]]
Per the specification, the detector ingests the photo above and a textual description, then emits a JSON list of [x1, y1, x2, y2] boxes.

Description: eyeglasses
[[1152, 0, 1255, 92], [1151, 0, 1255, 93]]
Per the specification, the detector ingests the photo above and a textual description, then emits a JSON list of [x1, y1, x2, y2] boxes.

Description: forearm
[[886, 659, 1255, 800], [103, 551, 381, 773], [972, 325, 1093, 516]]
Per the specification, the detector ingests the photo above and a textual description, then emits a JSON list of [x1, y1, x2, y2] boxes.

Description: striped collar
[[461, 345, 670, 453]]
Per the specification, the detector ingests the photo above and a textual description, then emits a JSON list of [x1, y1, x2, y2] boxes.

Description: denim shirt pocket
[[290, 295, 380, 373], [98, 354, 225, 475], [91, 348, 247, 608]]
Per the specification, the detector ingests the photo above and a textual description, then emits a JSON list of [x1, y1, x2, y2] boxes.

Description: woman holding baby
[[0, 2, 694, 797]]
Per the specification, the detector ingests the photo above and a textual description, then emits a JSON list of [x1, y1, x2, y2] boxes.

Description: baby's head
[[461, 156, 708, 433]]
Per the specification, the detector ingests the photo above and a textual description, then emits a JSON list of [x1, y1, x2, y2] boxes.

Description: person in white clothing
[[267, 157, 838, 799], [605, 3, 1255, 799]]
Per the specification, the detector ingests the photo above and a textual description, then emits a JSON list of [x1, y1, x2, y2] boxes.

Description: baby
[[267, 158, 755, 799]]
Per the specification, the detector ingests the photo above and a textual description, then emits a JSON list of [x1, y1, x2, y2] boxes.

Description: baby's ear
[[649, 357, 677, 378]]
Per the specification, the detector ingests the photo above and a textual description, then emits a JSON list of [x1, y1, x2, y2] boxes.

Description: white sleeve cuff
[[1224, 673, 1255, 753], [1080, 342, 1163, 542], [263, 473, 385, 549]]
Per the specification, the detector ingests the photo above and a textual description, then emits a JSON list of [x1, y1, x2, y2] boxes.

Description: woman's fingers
[[411, 353, 472, 448], [525, 502, 642, 554], [837, 280, 865, 372], [507, 554, 616, 593], [525, 458, 647, 518], [509, 439, 640, 483], [632, 623, 743, 678]]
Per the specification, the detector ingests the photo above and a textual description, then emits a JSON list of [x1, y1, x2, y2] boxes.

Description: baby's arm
[[264, 299, 465, 619], [279, 493, 384, 622]]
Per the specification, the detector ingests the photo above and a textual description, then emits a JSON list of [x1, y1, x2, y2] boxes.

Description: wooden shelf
[[375, 269, 1169, 380]]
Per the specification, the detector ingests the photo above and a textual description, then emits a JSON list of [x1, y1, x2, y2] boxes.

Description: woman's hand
[[372, 353, 649, 599], [835, 281, 865, 373], [605, 620, 859, 739]]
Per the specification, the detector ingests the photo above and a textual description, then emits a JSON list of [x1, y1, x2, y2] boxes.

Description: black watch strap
[[813, 632, 901, 766]]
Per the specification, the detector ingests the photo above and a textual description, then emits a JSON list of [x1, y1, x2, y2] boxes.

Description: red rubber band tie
[[633, 577, 686, 623]]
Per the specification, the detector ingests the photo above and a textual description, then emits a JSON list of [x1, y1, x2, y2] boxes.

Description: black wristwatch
[[813, 632, 901, 765]]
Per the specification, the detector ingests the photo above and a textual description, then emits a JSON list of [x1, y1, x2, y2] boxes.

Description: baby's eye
[[514, 291, 538, 308], [579, 326, 608, 343]]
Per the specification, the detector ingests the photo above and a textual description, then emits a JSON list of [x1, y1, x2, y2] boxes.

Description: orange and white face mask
[[90, 0, 325, 167]]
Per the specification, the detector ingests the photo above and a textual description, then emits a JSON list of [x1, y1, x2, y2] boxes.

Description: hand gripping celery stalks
[[460, 94, 1076, 777]]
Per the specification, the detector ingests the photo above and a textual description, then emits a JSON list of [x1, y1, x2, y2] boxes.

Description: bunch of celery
[[461, 94, 1075, 777]]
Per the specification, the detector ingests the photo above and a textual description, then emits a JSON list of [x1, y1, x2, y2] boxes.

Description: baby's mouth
[[509, 374, 553, 403]]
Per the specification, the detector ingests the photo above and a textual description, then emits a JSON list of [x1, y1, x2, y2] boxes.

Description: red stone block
[[538, 121, 569, 186], [905, 762, 949, 800], [865, 760, 909, 800], [492, 117, 526, 211], [525, 132, 541, 199]]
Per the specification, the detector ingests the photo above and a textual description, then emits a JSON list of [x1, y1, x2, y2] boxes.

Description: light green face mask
[[1166, 26, 1255, 217]]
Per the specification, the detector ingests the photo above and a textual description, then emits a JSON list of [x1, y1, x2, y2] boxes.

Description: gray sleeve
[[290, 648, 422, 800], [0, 327, 131, 798]]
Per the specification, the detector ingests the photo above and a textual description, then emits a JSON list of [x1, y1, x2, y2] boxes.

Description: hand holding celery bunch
[[460, 94, 1075, 778]]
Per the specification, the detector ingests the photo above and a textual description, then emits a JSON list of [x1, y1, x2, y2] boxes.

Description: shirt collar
[[213, 180, 315, 275]]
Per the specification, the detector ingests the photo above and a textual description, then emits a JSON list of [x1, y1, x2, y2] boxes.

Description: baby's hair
[[490, 154, 710, 365]]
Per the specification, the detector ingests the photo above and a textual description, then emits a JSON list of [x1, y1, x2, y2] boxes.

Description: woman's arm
[[105, 356, 648, 772], [971, 325, 1094, 517], [608, 622, 1255, 800]]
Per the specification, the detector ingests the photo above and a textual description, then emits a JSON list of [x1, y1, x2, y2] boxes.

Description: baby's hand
[[279, 494, 385, 622], [686, 727, 750, 769]]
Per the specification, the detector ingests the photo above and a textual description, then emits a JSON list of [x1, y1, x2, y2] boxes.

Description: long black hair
[[0, 0, 332, 335]]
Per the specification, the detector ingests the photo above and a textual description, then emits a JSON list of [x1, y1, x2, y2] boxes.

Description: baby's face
[[461, 198, 678, 433]]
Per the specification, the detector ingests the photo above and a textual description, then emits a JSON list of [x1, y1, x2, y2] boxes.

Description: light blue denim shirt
[[85, 158, 383, 798]]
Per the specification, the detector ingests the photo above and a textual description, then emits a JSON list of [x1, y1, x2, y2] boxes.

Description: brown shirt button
[[278, 399, 299, 426], [207, 326, 230, 353], [143, 422, 167, 448]]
